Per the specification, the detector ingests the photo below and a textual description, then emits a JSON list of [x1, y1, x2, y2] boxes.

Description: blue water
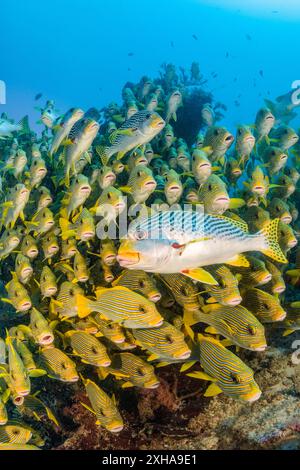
[[1, 0, 300, 131]]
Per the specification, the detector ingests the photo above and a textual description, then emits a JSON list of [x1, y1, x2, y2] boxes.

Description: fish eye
[[208, 184, 213, 191], [146, 113, 151, 119], [139, 305, 146, 313], [12, 429, 20, 435], [255, 213, 259, 220], [42, 276, 46, 282], [107, 323, 114, 330], [214, 129, 219, 136], [262, 303, 269, 310], [271, 150, 276, 156], [284, 129, 289, 134], [15, 291, 19, 297], [135, 229, 147, 240], [247, 325, 257, 336], [180, 286, 188, 295], [230, 373, 240, 384], [165, 334, 174, 344], [91, 346, 98, 355], [137, 367, 145, 377], [137, 171, 141, 177], [69, 289, 74, 296], [43, 212, 46, 218], [33, 161, 37, 166], [107, 192, 111, 199], [139, 280, 145, 288], [219, 279, 226, 288], [61, 362, 67, 370], [280, 230, 285, 237]]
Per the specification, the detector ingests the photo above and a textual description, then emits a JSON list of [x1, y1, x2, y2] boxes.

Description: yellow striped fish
[[0, 443, 40, 450], [38, 347, 79, 382], [189, 334, 261, 401], [59, 208, 95, 242], [158, 273, 200, 310], [92, 315, 126, 344], [20, 235, 39, 259], [234, 255, 272, 288], [113, 270, 161, 302], [81, 378, 123, 433], [15, 254, 33, 284], [29, 308, 54, 345], [203, 265, 242, 306], [40, 266, 58, 298], [0, 397, 8, 425], [108, 352, 159, 389], [242, 288, 286, 322], [194, 303, 266, 351], [41, 232, 59, 260], [61, 237, 77, 259], [53, 281, 84, 318], [65, 330, 111, 367], [0, 423, 32, 444], [132, 321, 191, 361], [73, 251, 89, 283], [6, 335, 30, 397], [75, 286, 163, 329], [3, 275, 32, 312], [15, 341, 36, 371], [263, 260, 286, 294], [24, 208, 54, 236]]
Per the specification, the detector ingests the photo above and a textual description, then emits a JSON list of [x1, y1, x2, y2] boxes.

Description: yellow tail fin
[[259, 218, 288, 264], [76, 293, 93, 318], [96, 146, 109, 166]]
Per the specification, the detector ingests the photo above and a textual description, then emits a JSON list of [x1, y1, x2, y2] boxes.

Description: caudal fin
[[18, 115, 30, 134], [259, 218, 288, 264], [75, 293, 93, 318], [96, 145, 109, 166]]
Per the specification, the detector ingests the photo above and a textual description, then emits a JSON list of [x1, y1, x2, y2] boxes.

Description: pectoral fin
[[224, 254, 250, 267], [181, 268, 218, 285], [204, 383, 223, 397]]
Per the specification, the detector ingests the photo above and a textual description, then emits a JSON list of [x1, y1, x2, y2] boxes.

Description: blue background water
[[1, 0, 300, 130]]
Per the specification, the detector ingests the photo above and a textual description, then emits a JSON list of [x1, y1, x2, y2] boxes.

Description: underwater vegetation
[[0, 61, 299, 450]]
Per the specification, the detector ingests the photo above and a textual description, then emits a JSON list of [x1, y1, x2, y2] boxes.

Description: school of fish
[[0, 62, 299, 449]]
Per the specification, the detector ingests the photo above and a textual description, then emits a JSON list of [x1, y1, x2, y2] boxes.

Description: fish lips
[[252, 185, 265, 195], [18, 301, 32, 312], [174, 350, 191, 360], [244, 390, 262, 402], [273, 285, 285, 294], [281, 214, 292, 224], [167, 184, 181, 193], [117, 254, 140, 267], [148, 293, 162, 303], [39, 334, 54, 345], [225, 296, 242, 306]]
